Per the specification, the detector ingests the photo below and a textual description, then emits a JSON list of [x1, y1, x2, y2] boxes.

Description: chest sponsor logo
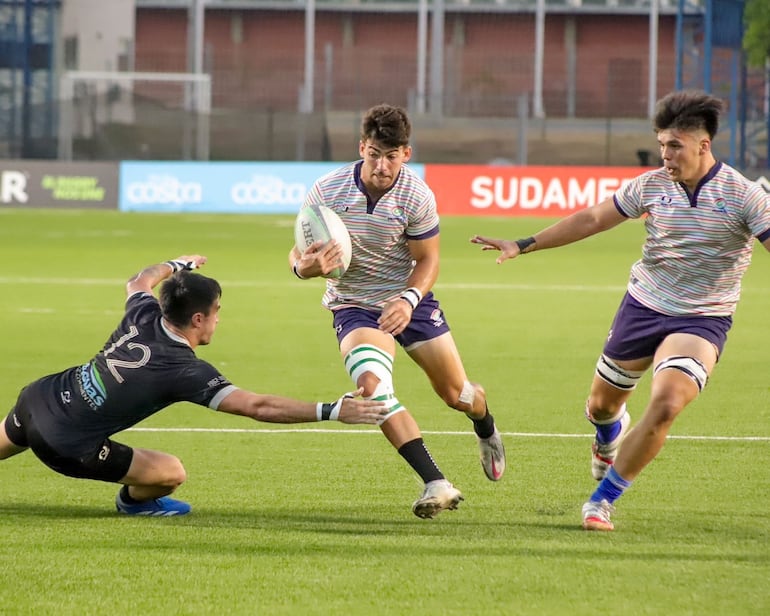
[[77, 363, 107, 410], [712, 197, 728, 213]]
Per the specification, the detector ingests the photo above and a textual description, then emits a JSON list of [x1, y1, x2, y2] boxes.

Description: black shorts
[[4, 389, 134, 483]]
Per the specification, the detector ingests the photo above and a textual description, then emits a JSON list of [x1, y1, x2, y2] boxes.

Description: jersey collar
[[161, 318, 191, 347]]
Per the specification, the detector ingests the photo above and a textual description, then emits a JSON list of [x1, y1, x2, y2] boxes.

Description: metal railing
[[136, 0, 701, 14]]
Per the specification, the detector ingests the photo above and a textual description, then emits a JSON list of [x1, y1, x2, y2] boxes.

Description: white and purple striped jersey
[[301, 160, 439, 311], [613, 162, 770, 316]]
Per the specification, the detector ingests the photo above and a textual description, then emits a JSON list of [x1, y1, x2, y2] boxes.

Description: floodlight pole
[[58, 72, 74, 160], [188, 0, 205, 76], [415, 0, 428, 115], [187, 0, 207, 160], [302, 0, 316, 113], [533, 0, 545, 119], [429, 0, 445, 117], [648, 0, 659, 118]]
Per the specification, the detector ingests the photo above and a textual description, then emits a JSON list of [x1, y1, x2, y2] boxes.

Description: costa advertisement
[[425, 165, 651, 216], [119, 161, 430, 213], [120, 161, 342, 213]]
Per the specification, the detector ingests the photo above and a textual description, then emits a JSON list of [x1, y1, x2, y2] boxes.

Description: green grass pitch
[[0, 209, 768, 614]]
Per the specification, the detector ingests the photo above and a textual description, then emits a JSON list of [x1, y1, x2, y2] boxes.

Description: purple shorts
[[332, 292, 451, 349], [603, 292, 732, 361]]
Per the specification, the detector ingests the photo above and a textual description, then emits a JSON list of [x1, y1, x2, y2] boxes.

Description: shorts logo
[[61, 390, 71, 404], [430, 309, 444, 328], [12, 413, 21, 428], [98, 444, 110, 461]]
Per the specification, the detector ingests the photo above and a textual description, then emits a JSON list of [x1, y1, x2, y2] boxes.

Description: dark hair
[[360, 104, 411, 148], [159, 270, 222, 327], [653, 90, 724, 140]]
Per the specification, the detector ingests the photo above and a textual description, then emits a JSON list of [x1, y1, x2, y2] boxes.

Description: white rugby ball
[[294, 204, 352, 279]]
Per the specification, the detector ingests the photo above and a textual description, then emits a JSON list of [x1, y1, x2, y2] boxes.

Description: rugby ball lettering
[[294, 204, 352, 279]]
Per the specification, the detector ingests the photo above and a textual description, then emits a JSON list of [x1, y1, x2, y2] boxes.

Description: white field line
[[0, 276, 624, 292], [4, 276, 770, 297], [126, 427, 770, 442]]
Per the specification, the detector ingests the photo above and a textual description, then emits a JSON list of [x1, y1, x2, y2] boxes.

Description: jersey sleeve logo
[[207, 375, 228, 388]]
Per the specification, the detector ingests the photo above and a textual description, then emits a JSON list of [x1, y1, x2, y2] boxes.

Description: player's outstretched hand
[[470, 235, 521, 264], [172, 255, 207, 269], [335, 387, 389, 425]]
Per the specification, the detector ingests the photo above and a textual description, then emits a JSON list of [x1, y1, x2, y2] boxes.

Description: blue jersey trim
[[613, 195, 631, 217], [756, 227, 770, 243], [407, 224, 439, 241]]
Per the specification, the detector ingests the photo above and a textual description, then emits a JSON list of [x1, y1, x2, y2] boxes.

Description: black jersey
[[25, 292, 235, 455]]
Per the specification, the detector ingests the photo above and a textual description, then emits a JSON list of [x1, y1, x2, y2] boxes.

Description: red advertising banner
[[425, 165, 652, 216]]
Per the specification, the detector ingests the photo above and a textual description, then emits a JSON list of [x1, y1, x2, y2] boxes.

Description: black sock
[[397, 438, 444, 483], [472, 407, 496, 439], [119, 485, 140, 504]]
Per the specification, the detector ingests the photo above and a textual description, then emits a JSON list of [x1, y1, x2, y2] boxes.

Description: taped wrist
[[316, 392, 355, 421], [166, 259, 195, 273], [316, 402, 337, 421], [399, 287, 423, 310]]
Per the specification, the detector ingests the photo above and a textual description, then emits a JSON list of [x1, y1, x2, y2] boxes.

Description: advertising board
[[0, 160, 119, 209], [119, 161, 346, 213], [425, 165, 652, 216]]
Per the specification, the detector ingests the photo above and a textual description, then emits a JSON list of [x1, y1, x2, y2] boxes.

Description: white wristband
[[399, 287, 423, 310], [329, 404, 340, 421], [166, 259, 195, 273], [292, 261, 307, 280]]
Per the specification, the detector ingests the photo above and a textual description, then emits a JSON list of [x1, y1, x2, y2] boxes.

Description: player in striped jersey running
[[290, 104, 506, 519], [472, 90, 770, 531]]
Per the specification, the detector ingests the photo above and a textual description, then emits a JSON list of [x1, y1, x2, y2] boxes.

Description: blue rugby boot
[[116, 490, 191, 516]]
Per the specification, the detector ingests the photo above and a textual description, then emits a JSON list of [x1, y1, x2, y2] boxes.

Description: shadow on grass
[[0, 501, 517, 529], [0, 503, 121, 520], [2, 502, 768, 567]]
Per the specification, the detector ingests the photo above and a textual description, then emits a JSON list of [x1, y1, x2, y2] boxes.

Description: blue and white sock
[[590, 466, 632, 504], [587, 403, 626, 444]]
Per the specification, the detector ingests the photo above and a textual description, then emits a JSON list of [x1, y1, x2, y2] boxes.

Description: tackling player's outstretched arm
[[126, 255, 207, 296], [215, 387, 388, 425]]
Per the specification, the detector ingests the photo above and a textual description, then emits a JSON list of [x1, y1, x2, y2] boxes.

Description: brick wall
[[134, 7, 679, 118]]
